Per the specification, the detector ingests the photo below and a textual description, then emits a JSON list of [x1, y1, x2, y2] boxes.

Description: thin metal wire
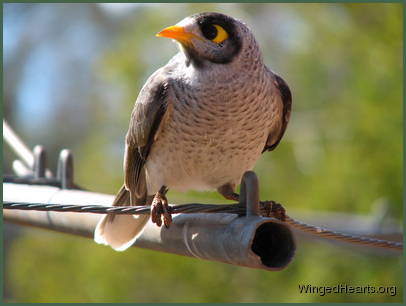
[[3, 201, 241, 215], [3, 201, 403, 251], [284, 216, 403, 251]]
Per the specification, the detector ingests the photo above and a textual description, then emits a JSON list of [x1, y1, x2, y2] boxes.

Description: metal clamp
[[57, 149, 74, 189], [16, 145, 76, 189], [239, 171, 260, 217], [33, 145, 46, 179]]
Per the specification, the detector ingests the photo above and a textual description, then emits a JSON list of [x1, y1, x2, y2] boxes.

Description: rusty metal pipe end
[[136, 213, 296, 271], [251, 219, 296, 269]]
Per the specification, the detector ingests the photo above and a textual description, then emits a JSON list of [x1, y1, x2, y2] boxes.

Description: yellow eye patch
[[212, 24, 229, 43]]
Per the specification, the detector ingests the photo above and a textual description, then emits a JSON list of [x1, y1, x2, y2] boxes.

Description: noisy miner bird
[[95, 12, 292, 251]]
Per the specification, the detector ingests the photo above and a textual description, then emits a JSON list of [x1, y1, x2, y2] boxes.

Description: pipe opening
[[251, 222, 295, 269]]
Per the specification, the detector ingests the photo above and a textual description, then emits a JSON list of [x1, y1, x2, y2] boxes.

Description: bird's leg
[[217, 183, 286, 221], [151, 186, 172, 228], [217, 183, 240, 202]]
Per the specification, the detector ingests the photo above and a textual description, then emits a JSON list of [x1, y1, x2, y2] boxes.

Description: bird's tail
[[94, 185, 151, 251]]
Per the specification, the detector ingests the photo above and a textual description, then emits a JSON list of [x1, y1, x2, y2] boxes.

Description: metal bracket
[[33, 145, 46, 179], [239, 171, 260, 217], [57, 149, 74, 189], [11, 145, 77, 189]]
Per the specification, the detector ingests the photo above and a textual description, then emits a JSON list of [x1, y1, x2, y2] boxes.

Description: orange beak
[[156, 25, 195, 43]]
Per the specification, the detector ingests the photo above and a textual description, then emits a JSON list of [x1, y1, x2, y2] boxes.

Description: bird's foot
[[224, 192, 240, 202], [260, 200, 286, 221], [151, 188, 172, 228], [217, 184, 240, 202], [218, 184, 286, 220]]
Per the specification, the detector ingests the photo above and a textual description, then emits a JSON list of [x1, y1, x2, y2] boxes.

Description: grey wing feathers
[[263, 72, 292, 152], [123, 68, 170, 205], [94, 68, 171, 251]]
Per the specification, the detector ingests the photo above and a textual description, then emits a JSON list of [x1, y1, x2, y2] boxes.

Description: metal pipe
[[3, 120, 53, 177], [3, 120, 35, 168], [3, 182, 296, 271], [12, 160, 33, 176]]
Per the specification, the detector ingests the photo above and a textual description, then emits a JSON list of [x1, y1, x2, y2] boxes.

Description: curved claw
[[161, 196, 172, 228], [151, 191, 172, 228], [260, 200, 286, 221]]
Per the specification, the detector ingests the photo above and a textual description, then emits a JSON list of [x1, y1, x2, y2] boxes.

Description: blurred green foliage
[[4, 3, 403, 302]]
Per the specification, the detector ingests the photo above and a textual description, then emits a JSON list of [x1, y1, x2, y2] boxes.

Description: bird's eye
[[201, 24, 229, 44]]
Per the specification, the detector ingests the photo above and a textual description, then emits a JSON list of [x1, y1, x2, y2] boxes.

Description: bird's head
[[156, 12, 259, 68]]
